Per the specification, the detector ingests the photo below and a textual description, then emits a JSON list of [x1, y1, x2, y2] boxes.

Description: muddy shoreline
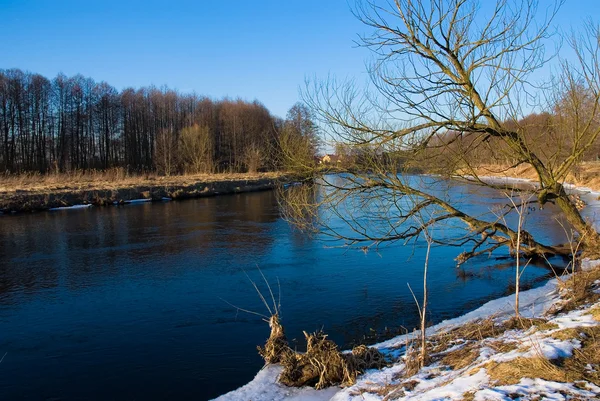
[[0, 174, 300, 214]]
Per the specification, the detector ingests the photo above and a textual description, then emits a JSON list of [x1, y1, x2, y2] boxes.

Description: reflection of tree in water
[[0, 191, 281, 302], [277, 182, 321, 249]]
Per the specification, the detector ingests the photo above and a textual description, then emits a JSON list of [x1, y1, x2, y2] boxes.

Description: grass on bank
[[0, 168, 288, 194], [344, 260, 600, 400]]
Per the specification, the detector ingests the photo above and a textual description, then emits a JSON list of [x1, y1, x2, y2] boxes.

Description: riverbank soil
[[0, 171, 295, 213], [465, 161, 600, 192]]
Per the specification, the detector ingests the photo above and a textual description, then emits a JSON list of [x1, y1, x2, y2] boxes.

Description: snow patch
[[582, 258, 600, 272], [213, 366, 339, 401], [551, 309, 597, 330], [475, 378, 599, 401], [125, 198, 152, 204], [49, 204, 93, 211], [406, 369, 489, 401]]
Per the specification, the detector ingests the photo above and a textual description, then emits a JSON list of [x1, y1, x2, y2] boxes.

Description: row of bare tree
[[0, 69, 318, 174]]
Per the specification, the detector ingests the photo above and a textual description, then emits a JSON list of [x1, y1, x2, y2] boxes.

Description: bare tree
[[277, 103, 320, 173], [154, 128, 178, 176], [0, 69, 285, 175], [407, 222, 432, 369], [493, 190, 535, 318], [295, 0, 600, 260], [243, 142, 263, 174]]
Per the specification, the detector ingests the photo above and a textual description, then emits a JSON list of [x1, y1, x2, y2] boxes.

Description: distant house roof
[[319, 154, 342, 164]]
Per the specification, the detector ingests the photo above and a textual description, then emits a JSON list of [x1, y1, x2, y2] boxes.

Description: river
[[0, 177, 578, 400]]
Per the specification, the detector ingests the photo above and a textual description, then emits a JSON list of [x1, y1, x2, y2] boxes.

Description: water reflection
[[0, 192, 279, 304]]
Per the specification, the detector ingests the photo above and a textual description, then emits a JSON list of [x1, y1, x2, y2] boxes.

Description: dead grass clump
[[432, 320, 528, 371], [257, 314, 291, 364], [432, 317, 507, 354], [550, 328, 581, 341], [532, 321, 560, 332], [487, 326, 600, 387], [563, 326, 600, 386], [349, 344, 388, 374], [487, 339, 519, 353], [440, 343, 480, 370], [502, 317, 551, 331], [278, 331, 387, 389], [461, 391, 476, 401], [485, 357, 569, 385], [553, 268, 600, 314], [402, 345, 423, 377], [589, 304, 600, 321]]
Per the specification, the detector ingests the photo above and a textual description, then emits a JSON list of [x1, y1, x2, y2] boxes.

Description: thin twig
[[218, 297, 269, 320], [243, 269, 273, 316]]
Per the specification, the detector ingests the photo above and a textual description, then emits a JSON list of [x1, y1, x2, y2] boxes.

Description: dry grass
[[258, 265, 600, 394], [485, 356, 570, 385], [349, 382, 401, 399], [431, 316, 550, 355], [0, 168, 288, 194], [551, 267, 600, 314], [431, 318, 504, 354], [485, 326, 600, 387], [461, 391, 477, 401], [276, 331, 387, 389], [440, 343, 480, 370], [590, 305, 600, 321], [502, 316, 551, 331], [550, 328, 581, 341], [257, 314, 290, 364], [487, 339, 519, 354], [402, 345, 423, 378], [531, 321, 560, 332], [258, 319, 387, 390]]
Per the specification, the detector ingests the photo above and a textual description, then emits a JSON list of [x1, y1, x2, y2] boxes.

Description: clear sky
[[1, 0, 598, 119]]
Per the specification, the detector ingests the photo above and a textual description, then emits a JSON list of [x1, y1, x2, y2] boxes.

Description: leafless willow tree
[[288, 0, 600, 261], [277, 103, 321, 173]]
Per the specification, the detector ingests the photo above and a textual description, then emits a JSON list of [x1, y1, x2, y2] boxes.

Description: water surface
[[0, 179, 573, 400]]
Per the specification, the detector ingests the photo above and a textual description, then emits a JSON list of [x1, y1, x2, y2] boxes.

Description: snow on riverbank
[[217, 279, 544, 400], [48, 204, 93, 211], [216, 273, 600, 401], [215, 177, 600, 401]]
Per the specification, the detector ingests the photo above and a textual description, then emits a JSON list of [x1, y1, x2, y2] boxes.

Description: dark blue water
[[0, 178, 570, 400]]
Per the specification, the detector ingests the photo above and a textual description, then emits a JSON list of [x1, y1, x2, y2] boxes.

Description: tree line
[[0, 68, 318, 175]]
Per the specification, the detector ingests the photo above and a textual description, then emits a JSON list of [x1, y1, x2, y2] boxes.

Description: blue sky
[[1, 0, 598, 118]]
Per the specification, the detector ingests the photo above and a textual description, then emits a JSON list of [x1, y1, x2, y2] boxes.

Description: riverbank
[[216, 177, 600, 400], [217, 261, 600, 400], [0, 171, 298, 213], [464, 162, 600, 193]]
